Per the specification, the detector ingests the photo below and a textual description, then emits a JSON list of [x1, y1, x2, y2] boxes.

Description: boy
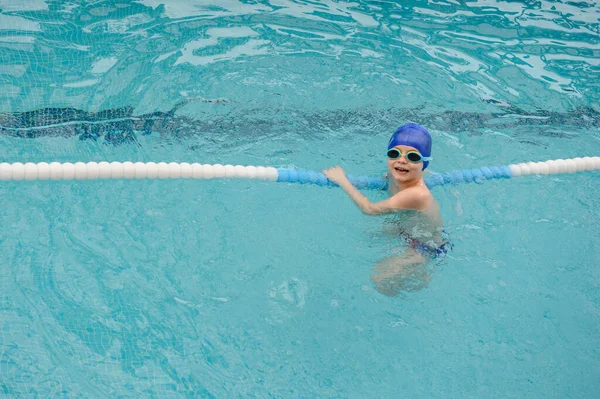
[[323, 123, 450, 296]]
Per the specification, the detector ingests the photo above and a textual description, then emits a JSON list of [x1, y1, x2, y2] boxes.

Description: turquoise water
[[1, 1, 600, 397]]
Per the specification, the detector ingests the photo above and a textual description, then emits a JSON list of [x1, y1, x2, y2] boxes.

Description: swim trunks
[[410, 238, 453, 259], [397, 230, 453, 259]]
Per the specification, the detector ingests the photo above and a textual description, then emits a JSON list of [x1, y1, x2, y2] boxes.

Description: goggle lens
[[406, 152, 423, 162]]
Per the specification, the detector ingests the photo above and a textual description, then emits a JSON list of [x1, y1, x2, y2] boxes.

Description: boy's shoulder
[[389, 184, 433, 211], [406, 184, 433, 203]]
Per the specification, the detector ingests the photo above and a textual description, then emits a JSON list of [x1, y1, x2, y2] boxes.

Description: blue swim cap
[[387, 123, 432, 170]]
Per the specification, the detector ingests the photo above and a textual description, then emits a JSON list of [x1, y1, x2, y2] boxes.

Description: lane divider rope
[[1, 156, 599, 189]]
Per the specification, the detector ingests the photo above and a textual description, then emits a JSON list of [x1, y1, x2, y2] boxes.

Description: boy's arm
[[323, 166, 429, 215], [335, 178, 428, 215]]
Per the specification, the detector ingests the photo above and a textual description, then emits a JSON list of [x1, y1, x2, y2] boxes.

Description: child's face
[[387, 145, 424, 182]]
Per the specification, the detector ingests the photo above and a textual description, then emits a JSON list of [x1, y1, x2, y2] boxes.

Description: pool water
[[1, 1, 599, 398]]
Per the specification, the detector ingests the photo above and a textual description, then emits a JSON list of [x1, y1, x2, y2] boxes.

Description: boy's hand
[[322, 166, 349, 185]]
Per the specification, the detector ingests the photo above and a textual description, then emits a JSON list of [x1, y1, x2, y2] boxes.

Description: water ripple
[[0, 0, 598, 113]]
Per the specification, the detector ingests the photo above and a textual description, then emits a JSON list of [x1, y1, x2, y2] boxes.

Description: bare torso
[[386, 180, 445, 248]]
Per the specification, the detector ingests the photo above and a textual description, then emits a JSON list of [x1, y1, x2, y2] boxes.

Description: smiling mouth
[[394, 166, 410, 173]]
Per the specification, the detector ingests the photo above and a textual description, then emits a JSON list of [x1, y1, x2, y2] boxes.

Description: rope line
[[1, 157, 599, 189]]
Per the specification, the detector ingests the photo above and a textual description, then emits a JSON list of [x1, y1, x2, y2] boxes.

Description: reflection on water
[[0, 0, 599, 115]]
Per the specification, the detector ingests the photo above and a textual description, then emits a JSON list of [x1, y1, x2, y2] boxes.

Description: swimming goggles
[[387, 148, 432, 163]]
